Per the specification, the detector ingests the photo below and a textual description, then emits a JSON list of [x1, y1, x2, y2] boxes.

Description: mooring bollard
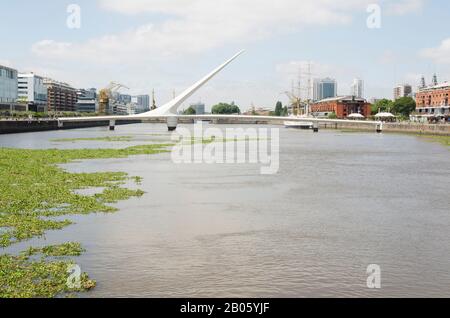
[[313, 122, 319, 133], [167, 115, 178, 131]]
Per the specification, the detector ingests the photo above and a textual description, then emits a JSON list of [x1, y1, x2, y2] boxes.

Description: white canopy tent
[[347, 113, 365, 119]]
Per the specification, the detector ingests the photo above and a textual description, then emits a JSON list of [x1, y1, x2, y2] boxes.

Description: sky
[[1, 0, 449, 111]]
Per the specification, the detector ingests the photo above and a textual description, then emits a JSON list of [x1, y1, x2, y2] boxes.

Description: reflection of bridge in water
[[58, 50, 383, 133]]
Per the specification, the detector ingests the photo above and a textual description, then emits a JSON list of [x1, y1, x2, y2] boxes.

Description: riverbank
[[1, 117, 449, 136], [322, 121, 450, 136], [0, 119, 140, 134]]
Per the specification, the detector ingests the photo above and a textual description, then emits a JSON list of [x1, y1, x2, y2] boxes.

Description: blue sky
[[1, 0, 449, 110]]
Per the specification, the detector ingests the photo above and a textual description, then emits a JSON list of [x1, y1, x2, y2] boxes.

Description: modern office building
[[350, 78, 364, 99], [44, 79, 77, 112], [0, 65, 18, 105], [313, 78, 337, 101], [76, 88, 97, 113], [393, 84, 413, 100], [311, 96, 372, 119], [118, 94, 132, 105], [17, 73, 48, 112], [190, 102, 205, 115], [132, 95, 150, 114], [137, 95, 150, 109]]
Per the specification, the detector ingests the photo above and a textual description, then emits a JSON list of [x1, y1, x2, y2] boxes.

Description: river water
[[1, 123, 449, 297]]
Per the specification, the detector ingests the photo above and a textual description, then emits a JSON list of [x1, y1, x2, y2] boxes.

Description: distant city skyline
[[1, 0, 450, 111]]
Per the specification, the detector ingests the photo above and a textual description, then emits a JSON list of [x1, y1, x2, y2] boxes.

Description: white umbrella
[[348, 113, 365, 119], [375, 112, 396, 118]]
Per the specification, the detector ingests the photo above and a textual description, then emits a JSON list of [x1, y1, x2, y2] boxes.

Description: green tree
[[274, 101, 283, 116], [371, 99, 394, 115], [392, 97, 416, 117], [183, 107, 196, 115], [281, 106, 288, 117], [328, 112, 338, 119], [211, 102, 241, 114]]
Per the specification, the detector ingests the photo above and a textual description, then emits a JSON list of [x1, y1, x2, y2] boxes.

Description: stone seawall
[[0, 119, 140, 135]]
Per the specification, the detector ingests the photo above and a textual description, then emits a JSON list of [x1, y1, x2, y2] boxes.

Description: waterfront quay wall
[[2, 117, 449, 136], [0, 119, 140, 134], [323, 121, 450, 136]]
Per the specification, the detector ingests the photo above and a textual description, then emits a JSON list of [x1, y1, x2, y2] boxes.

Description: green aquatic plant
[[0, 138, 238, 297], [22, 242, 85, 257], [1, 243, 95, 298], [0, 143, 174, 298], [417, 135, 450, 147], [0, 144, 172, 248]]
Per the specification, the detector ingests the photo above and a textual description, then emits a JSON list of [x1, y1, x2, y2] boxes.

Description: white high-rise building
[[393, 84, 413, 100], [18, 73, 48, 112], [350, 78, 364, 99]]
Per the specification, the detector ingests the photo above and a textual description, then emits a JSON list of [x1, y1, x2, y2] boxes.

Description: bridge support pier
[[376, 122, 383, 133], [313, 122, 319, 133], [109, 120, 116, 131], [167, 115, 178, 131]]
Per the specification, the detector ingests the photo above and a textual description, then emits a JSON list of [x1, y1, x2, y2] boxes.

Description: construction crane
[[283, 91, 302, 116], [99, 81, 130, 115]]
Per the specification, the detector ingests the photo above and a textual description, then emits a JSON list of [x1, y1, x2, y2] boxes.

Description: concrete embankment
[[322, 121, 450, 136], [2, 117, 449, 136], [0, 119, 140, 134]]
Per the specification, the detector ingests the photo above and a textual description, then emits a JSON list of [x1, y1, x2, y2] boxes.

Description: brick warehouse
[[416, 82, 450, 108], [311, 96, 372, 119], [414, 82, 450, 122]]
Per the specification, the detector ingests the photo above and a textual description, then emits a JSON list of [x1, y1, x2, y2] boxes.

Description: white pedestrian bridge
[[58, 50, 383, 133]]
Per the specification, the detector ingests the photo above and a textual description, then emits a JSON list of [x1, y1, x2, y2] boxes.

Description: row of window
[[0, 68, 17, 79]]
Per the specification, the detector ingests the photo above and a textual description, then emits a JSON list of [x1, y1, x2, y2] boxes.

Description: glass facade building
[[190, 102, 206, 115], [313, 78, 337, 102], [0, 65, 18, 104]]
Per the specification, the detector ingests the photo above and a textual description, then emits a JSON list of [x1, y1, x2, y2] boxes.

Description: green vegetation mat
[[0, 143, 172, 297]]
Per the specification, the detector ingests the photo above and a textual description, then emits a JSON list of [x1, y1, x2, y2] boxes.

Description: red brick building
[[416, 83, 450, 108], [311, 96, 372, 119], [414, 82, 450, 122]]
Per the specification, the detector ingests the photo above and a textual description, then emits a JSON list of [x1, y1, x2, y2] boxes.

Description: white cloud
[[25, 0, 426, 105], [32, 0, 374, 64], [420, 38, 450, 65]]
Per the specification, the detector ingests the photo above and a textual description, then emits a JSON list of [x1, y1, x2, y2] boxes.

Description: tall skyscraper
[[313, 78, 337, 101], [350, 78, 364, 98], [393, 84, 412, 100]]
